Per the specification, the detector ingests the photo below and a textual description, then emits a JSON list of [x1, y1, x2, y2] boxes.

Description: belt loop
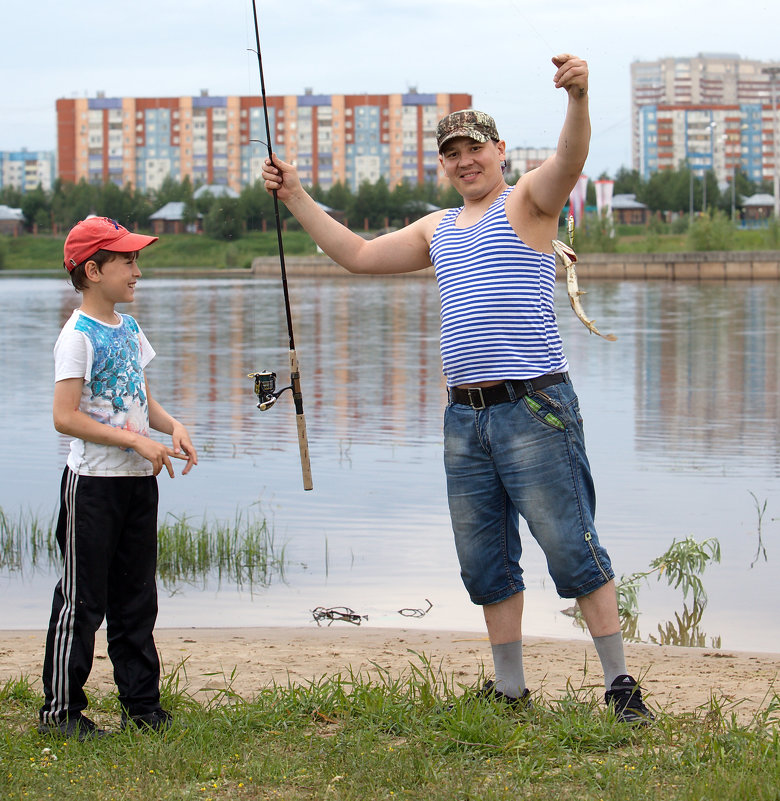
[[505, 380, 517, 402]]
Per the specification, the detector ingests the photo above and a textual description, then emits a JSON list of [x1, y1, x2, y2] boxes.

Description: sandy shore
[[3, 626, 778, 721]]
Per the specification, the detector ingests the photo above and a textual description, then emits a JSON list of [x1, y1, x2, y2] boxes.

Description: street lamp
[[761, 66, 780, 219]]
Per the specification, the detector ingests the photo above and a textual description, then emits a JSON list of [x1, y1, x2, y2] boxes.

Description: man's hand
[[262, 153, 304, 203], [552, 54, 589, 98]]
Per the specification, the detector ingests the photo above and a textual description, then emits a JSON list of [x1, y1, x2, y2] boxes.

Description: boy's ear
[[83, 260, 102, 283]]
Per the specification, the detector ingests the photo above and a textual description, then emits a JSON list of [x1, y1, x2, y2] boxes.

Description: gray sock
[[593, 631, 628, 690], [491, 640, 526, 698]]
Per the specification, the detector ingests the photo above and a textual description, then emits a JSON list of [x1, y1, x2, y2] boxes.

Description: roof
[[150, 201, 187, 221], [743, 193, 775, 207], [611, 194, 648, 210], [193, 184, 239, 199], [0, 204, 24, 221]]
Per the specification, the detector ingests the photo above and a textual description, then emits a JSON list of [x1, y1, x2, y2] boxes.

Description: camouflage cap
[[436, 109, 500, 152]]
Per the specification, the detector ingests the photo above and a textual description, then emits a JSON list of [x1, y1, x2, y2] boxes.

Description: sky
[[3, 0, 780, 179]]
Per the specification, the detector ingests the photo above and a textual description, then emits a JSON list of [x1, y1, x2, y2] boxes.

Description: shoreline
[[3, 626, 779, 721]]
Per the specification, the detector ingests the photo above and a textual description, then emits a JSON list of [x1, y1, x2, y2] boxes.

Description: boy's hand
[[170, 422, 198, 475], [131, 435, 178, 477], [132, 431, 197, 478]]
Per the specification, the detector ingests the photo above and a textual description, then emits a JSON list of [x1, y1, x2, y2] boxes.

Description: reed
[[156, 511, 288, 590], [0, 505, 288, 591], [0, 507, 57, 573]]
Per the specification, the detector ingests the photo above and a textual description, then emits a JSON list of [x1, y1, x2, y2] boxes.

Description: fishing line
[[247, 0, 313, 491]]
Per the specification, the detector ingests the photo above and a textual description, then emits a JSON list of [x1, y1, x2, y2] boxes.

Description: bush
[[0, 236, 7, 270], [571, 212, 619, 253], [686, 209, 735, 251]]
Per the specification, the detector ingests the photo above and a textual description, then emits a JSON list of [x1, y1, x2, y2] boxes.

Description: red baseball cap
[[64, 216, 158, 272]]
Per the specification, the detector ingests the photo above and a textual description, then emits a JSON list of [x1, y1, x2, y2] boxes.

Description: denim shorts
[[443, 378, 614, 604]]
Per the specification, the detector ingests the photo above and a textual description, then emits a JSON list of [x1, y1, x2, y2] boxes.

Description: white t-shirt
[[54, 309, 156, 476]]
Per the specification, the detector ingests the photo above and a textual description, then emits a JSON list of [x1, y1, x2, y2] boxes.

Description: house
[[0, 205, 25, 236], [149, 202, 201, 235], [612, 194, 650, 225], [742, 193, 775, 222]]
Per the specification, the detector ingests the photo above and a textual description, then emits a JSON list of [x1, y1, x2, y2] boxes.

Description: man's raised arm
[[522, 54, 591, 219]]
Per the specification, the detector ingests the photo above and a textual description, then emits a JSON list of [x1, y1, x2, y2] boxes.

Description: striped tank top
[[429, 188, 568, 387]]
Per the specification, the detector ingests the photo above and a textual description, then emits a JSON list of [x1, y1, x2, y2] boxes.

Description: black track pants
[[40, 468, 161, 724]]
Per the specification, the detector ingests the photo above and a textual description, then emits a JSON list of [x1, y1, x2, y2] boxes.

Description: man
[[261, 54, 652, 724]]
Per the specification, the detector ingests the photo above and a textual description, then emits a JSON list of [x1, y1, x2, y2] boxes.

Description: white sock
[[491, 639, 526, 698], [593, 631, 628, 690]]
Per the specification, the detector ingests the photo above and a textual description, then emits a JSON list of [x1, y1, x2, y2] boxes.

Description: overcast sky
[[3, 0, 779, 178]]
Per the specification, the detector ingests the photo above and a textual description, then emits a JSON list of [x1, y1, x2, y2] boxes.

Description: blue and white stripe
[[430, 188, 568, 386]]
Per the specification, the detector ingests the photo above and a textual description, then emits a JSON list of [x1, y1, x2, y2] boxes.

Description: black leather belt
[[448, 373, 568, 410]]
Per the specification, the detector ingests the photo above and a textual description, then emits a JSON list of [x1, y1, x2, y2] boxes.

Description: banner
[[595, 179, 615, 236], [568, 174, 589, 228], [595, 179, 614, 218]]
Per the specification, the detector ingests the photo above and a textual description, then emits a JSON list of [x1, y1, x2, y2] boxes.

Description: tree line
[[0, 175, 463, 240], [0, 162, 773, 241]]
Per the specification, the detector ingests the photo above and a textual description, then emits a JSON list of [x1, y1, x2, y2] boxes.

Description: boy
[[39, 216, 198, 740]]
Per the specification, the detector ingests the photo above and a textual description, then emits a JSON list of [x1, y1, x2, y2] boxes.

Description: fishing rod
[[247, 0, 313, 491]]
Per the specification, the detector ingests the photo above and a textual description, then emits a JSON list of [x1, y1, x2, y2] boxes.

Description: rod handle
[[296, 412, 313, 491], [289, 350, 313, 491]]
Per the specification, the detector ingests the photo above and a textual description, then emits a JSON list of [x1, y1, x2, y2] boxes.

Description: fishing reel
[[248, 370, 293, 411]]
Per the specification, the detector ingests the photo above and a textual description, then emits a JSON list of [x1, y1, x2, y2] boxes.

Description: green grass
[[4, 224, 780, 273], [2, 660, 778, 801], [0, 230, 317, 272]]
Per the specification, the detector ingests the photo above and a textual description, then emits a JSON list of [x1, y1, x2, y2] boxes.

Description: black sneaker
[[475, 680, 533, 711], [121, 708, 173, 733], [38, 714, 110, 741], [605, 674, 654, 725]]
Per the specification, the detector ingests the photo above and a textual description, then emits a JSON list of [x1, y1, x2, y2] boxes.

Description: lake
[[0, 271, 778, 652]]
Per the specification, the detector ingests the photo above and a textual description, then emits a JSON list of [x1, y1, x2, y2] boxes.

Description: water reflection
[[1, 275, 778, 651]]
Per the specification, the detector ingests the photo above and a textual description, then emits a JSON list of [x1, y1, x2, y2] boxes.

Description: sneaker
[[605, 674, 654, 725], [37, 714, 110, 741], [121, 708, 173, 733], [475, 680, 533, 711]]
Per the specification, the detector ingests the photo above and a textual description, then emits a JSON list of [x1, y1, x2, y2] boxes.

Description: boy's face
[[85, 251, 141, 304]]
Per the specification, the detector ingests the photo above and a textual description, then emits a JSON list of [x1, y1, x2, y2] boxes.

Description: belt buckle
[[467, 387, 486, 410]]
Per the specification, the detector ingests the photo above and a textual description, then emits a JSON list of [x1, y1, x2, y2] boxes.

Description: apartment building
[[505, 146, 555, 178], [631, 53, 780, 184], [0, 149, 56, 193], [56, 89, 472, 194]]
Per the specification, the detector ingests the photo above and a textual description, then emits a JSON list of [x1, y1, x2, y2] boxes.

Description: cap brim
[[438, 128, 491, 152], [109, 231, 159, 253]]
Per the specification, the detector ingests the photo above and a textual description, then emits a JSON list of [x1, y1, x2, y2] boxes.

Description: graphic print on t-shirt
[[74, 313, 149, 438]]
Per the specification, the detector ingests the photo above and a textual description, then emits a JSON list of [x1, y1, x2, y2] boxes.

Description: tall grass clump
[[156, 511, 288, 591], [0, 506, 57, 573]]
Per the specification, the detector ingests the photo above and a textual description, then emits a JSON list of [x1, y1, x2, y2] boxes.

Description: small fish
[[551, 239, 617, 342]]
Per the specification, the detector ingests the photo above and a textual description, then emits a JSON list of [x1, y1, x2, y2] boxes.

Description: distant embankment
[[252, 251, 780, 280]]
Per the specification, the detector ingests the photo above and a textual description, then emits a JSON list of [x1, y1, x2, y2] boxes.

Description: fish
[[551, 239, 617, 342]]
